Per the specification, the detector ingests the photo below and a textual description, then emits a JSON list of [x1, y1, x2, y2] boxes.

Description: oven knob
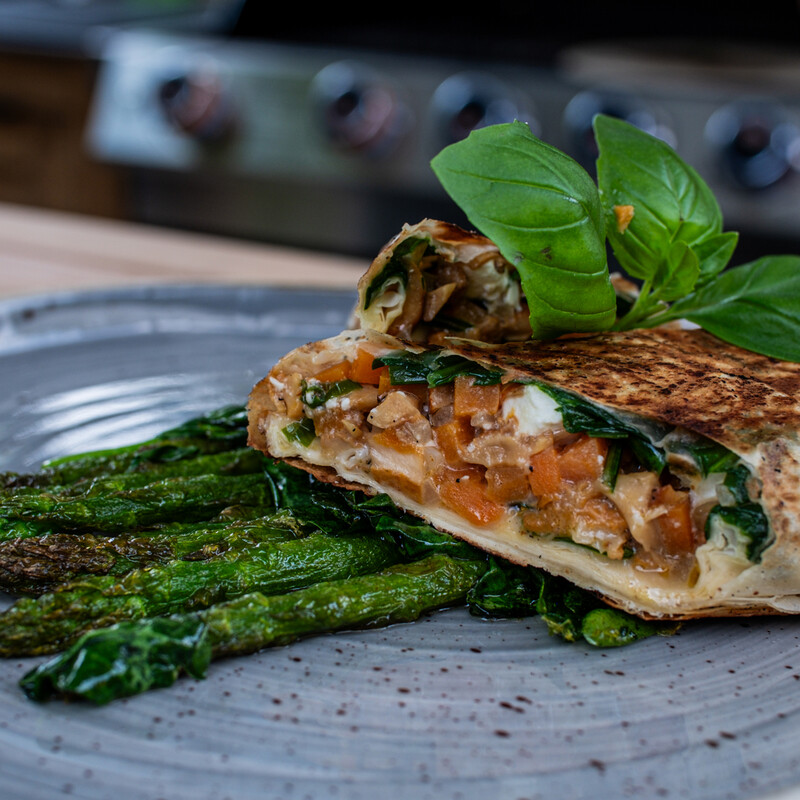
[[563, 90, 672, 171], [310, 61, 410, 156], [431, 72, 533, 145], [705, 102, 800, 190], [157, 70, 236, 143]]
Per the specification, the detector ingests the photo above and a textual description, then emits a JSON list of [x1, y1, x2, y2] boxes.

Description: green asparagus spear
[[2, 405, 248, 489], [0, 530, 401, 656], [0, 517, 58, 543], [0, 512, 306, 594], [1, 473, 274, 532], [1, 449, 269, 504], [0, 502, 276, 546], [21, 554, 486, 704], [60, 449, 269, 495]]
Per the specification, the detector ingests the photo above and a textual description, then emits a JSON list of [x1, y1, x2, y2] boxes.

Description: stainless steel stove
[[84, 4, 800, 259]]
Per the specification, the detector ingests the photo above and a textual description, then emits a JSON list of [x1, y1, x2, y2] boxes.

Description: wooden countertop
[[0, 202, 368, 299]]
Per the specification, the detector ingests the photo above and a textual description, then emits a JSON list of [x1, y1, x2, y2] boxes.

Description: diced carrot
[[558, 435, 608, 483], [486, 465, 532, 504], [654, 485, 694, 556], [378, 368, 393, 395], [371, 426, 418, 455], [434, 466, 505, 526], [433, 417, 473, 465], [528, 446, 562, 502], [314, 360, 351, 383], [350, 346, 385, 385], [453, 375, 501, 418]]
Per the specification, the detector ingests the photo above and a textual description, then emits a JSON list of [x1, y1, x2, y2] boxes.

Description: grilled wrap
[[355, 219, 531, 344], [248, 326, 800, 620]]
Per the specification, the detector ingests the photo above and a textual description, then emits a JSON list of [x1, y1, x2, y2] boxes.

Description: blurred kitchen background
[[1, 0, 799, 262]]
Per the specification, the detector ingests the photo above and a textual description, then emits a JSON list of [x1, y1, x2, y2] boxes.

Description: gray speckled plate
[[1, 286, 800, 800]]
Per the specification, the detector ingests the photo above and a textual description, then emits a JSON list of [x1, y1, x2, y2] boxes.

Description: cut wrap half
[[354, 219, 531, 344], [248, 326, 800, 620]]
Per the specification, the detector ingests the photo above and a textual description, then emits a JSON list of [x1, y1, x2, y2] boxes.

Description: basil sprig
[[430, 115, 800, 363], [595, 114, 738, 299], [431, 121, 617, 340], [627, 255, 800, 362], [593, 116, 800, 360]]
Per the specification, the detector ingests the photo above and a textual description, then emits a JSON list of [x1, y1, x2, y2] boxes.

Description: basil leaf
[[693, 231, 739, 287], [650, 255, 800, 362], [431, 121, 616, 339], [655, 240, 700, 303], [595, 115, 732, 284]]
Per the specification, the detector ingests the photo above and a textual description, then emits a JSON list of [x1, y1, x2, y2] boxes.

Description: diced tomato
[[433, 417, 473, 465], [558, 435, 608, 483], [314, 360, 351, 383], [486, 465, 531, 504], [434, 466, 505, 526], [453, 375, 501, 418], [350, 346, 385, 385], [654, 485, 694, 556], [528, 446, 562, 502]]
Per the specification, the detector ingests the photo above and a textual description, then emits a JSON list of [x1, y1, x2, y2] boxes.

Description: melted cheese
[[501, 385, 562, 437]]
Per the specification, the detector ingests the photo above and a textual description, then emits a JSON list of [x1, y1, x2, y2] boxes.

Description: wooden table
[[0, 202, 368, 299]]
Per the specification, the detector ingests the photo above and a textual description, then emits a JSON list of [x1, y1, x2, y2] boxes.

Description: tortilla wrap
[[354, 219, 530, 343], [248, 326, 800, 620]]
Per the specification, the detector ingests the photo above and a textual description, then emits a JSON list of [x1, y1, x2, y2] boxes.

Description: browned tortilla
[[448, 327, 800, 455], [249, 326, 800, 619], [356, 219, 500, 302]]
